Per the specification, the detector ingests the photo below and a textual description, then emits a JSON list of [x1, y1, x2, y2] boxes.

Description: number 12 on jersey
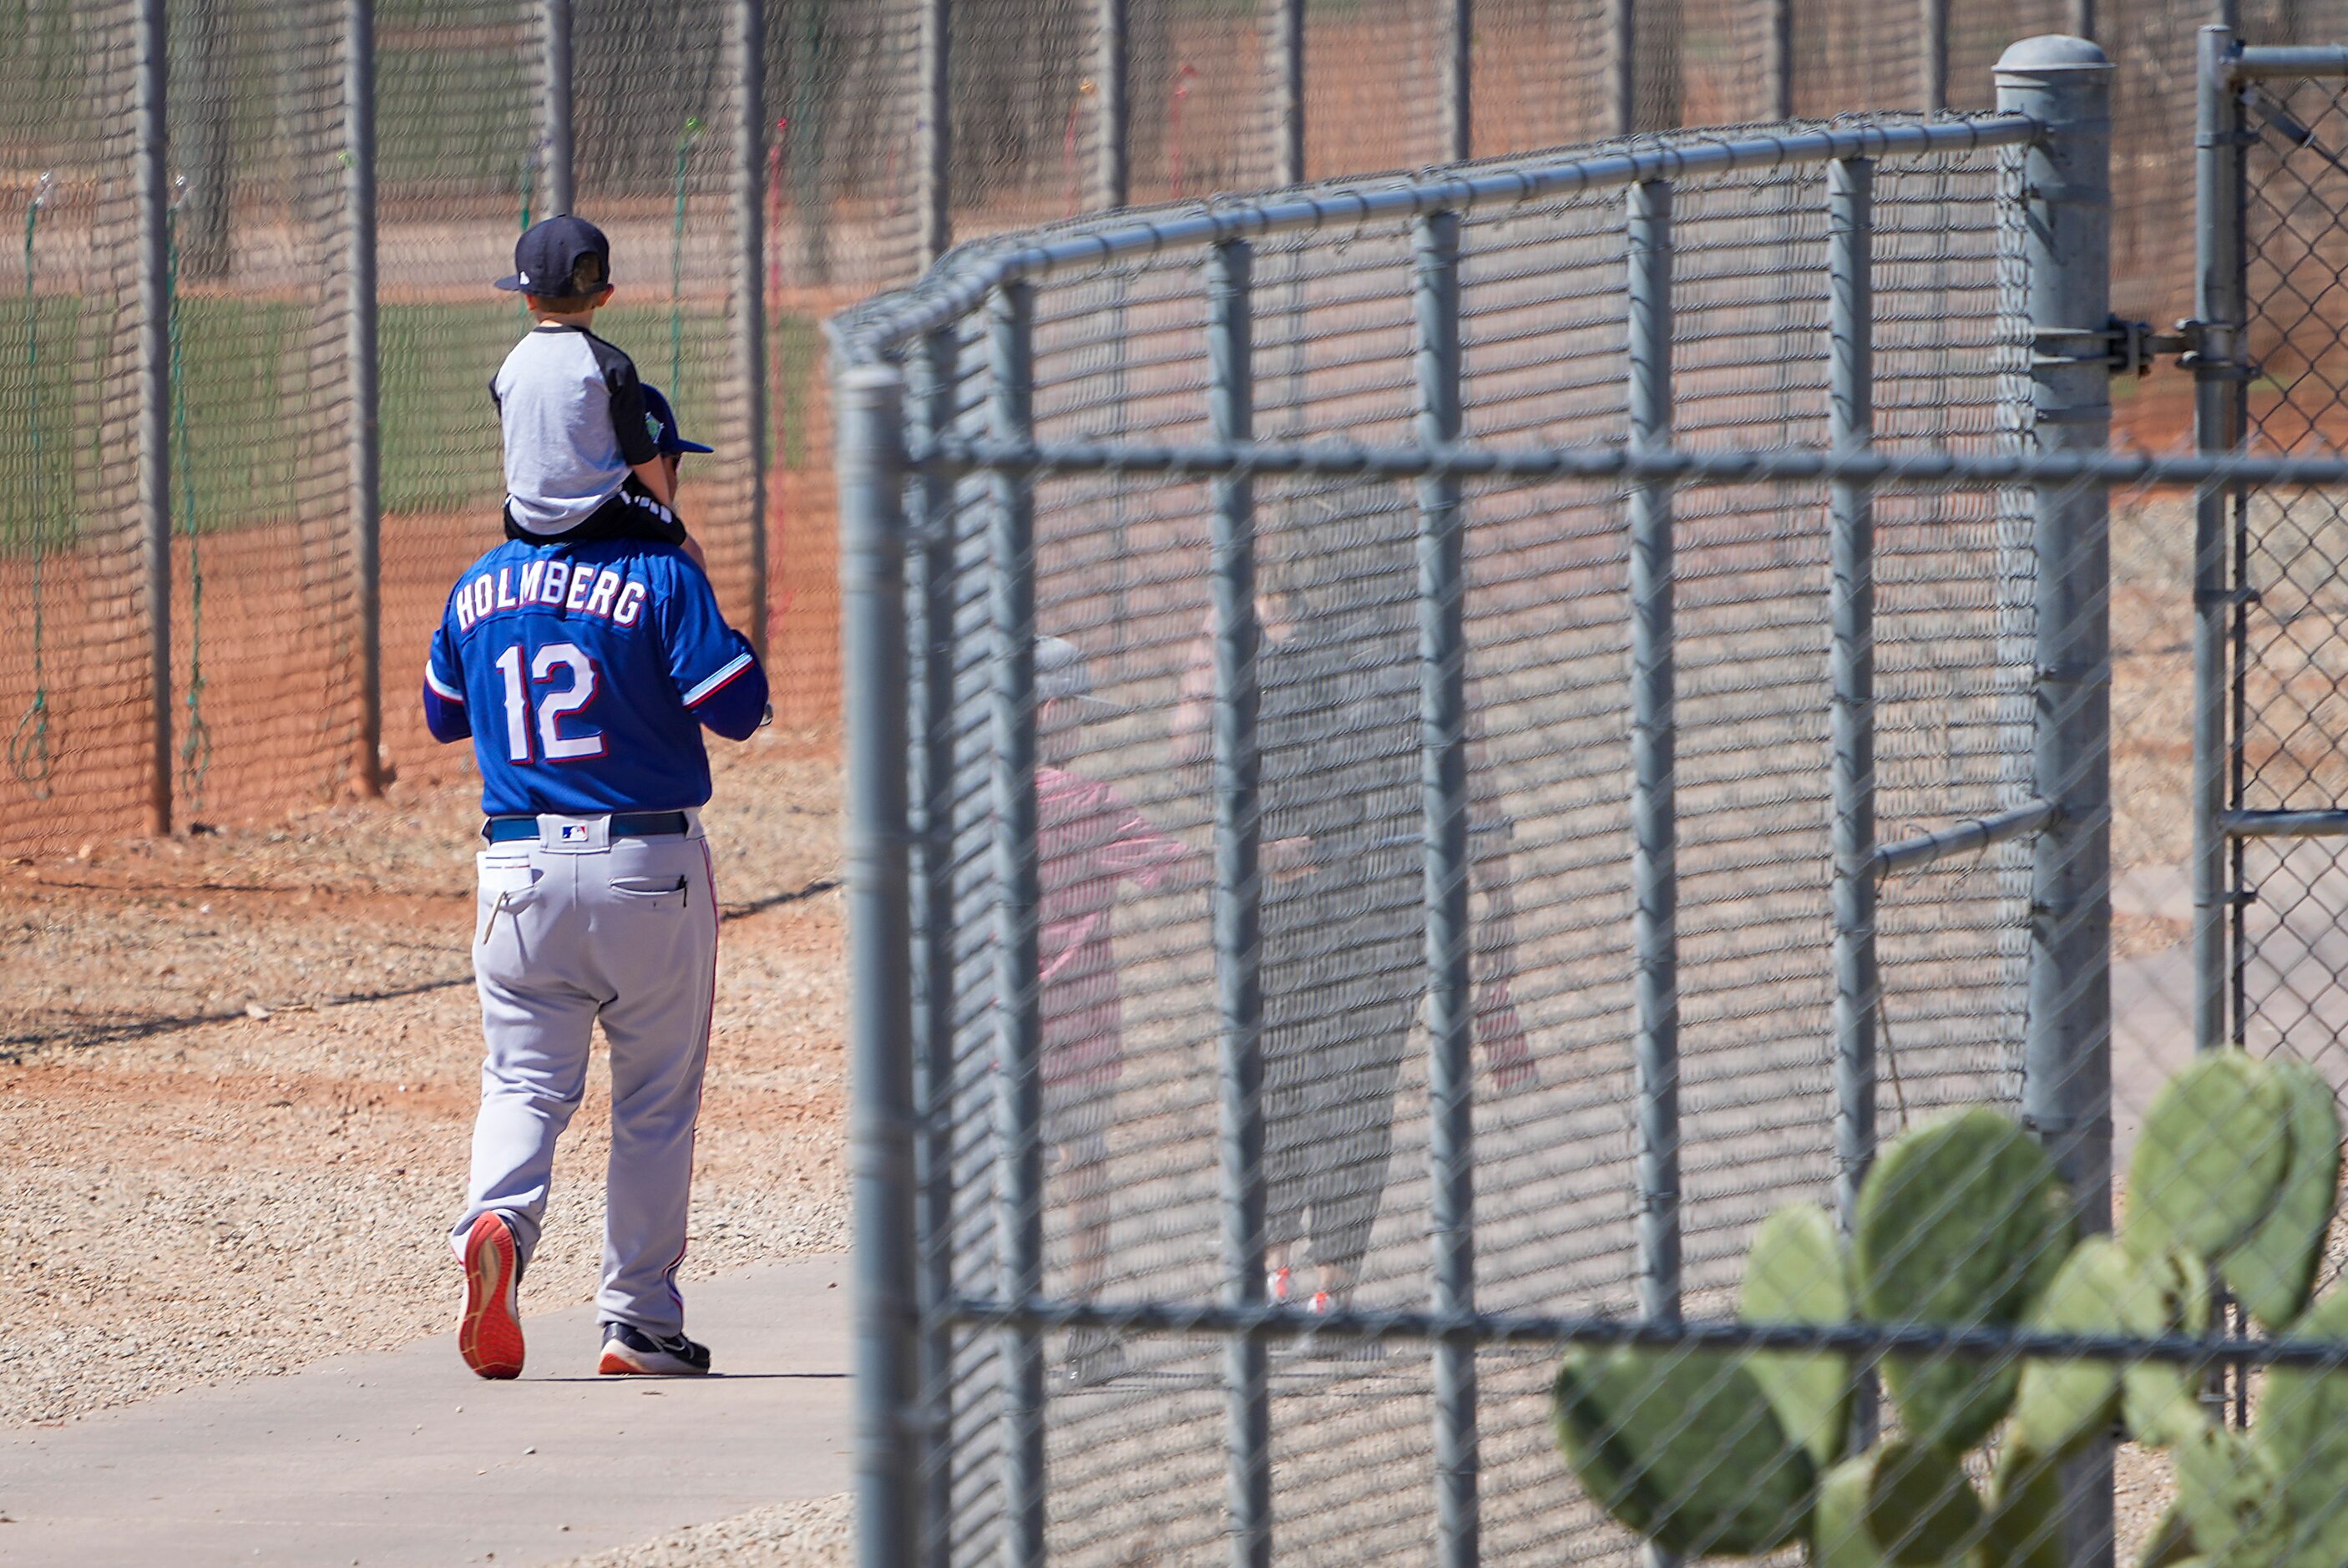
[[493, 640, 606, 762]]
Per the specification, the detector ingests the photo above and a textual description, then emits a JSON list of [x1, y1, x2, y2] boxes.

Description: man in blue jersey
[[423, 387, 767, 1382]]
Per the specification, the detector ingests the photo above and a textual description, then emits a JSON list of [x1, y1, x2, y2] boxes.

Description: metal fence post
[[1206, 236, 1270, 1568], [1096, 0, 1129, 210], [910, 326, 961, 1568], [1607, 0, 1635, 138], [1443, 0, 1471, 163], [921, 0, 951, 266], [2191, 23, 2242, 1064], [1825, 154, 1875, 1231], [1273, 0, 1303, 185], [1414, 206, 1477, 1568], [346, 0, 380, 799], [1627, 177, 1678, 1316], [839, 364, 919, 1568], [1826, 154, 1878, 1449], [1922, 0, 1948, 112], [1997, 36, 2116, 1568], [1765, 0, 1793, 120], [734, 0, 770, 662], [542, 0, 574, 215], [987, 280, 1047, 1568], [1627, 170, 1679, 1568], [137, 0, 170, 837]]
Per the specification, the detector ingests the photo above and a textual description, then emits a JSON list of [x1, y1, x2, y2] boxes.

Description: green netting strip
[[166, 182, 210, 806], [671, 114, 701, 397], [8, 172, 54, 797]]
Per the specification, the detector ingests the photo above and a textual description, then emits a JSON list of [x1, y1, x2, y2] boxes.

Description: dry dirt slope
[[0, 733, 847, 1429]]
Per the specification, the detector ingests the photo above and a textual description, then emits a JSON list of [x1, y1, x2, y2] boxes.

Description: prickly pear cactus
[[2175, 1423, 2287, 1566], [2011, 1235, 2131, 1459], [2137, 1503, 2196, 1568], [1814, 1454, 1899, 1568], [1855, 1108, 2075, 1451], [2124, 1050, 2290, 1266], [1860, 1439, 1984, 1567], [2260, 1285, 2348, 1568], [1550, 1346, 1813, 1556], [1739, 1201, 1853, 1469], [2118, 1243, 2212, 1449], [1981, 1445, 2065, 1568], [2220, 1058, 2340, 1331]]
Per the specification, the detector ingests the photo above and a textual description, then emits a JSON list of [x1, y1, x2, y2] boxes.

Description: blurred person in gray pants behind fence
[[1171, 489, 1528, 1324]]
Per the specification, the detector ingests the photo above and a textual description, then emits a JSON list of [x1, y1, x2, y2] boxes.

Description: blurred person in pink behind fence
[[1033, 635, 1197, 1386]]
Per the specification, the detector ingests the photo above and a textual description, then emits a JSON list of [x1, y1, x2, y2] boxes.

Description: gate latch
[[2106, 316, 2195, 377]]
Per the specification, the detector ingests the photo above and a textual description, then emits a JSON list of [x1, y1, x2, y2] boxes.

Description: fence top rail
[[911, 431, 2348, 493], [828, 111, 2044, 366], [2230, 43, 2348, 79]]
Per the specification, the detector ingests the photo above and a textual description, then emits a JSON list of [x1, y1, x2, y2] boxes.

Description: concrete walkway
[[0, 1256, 851, 1567]]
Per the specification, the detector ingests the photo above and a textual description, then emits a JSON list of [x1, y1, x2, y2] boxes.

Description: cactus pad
[[1860, 1439, 1984, 1567], [2118, 1244, 2212, 1449], [2136, 1503, 2197, 1568], [1551, 1346, 1813, 1555], [2011, 1235, 2131, 1459], [2124, 1050, 2290, 1265], [2219, 1058, 2340, 1331], [1814, 1454, 1895, 1568], [1982, 1445, 2065, 1568], [2175, 1423, 2286, 1566], [1740, 1201, 1855, 1469], [1854, 1108, 2075, 1451], [2259, 1285, 2348, 1568]]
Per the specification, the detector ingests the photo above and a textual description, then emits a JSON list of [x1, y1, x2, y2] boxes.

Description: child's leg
[[1045, 1075, 1113, 1297]]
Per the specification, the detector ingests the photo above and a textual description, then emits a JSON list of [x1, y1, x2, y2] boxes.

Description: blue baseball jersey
[[424, 537, 765, 816]]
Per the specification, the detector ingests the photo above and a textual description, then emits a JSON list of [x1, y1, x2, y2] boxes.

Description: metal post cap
[[1994, 34, 2115, 83]]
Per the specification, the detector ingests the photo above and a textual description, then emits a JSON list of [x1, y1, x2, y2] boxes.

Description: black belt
[[483, 811, 690, 844]]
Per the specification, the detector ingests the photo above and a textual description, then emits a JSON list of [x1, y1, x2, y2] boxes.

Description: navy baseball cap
[[495, 215, 612, 298], [643, 385, 713, 454]]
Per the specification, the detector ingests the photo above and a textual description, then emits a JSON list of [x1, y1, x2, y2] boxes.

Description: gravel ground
[[0, 731, 845, 1427], [549, 1495, 852, 1568]]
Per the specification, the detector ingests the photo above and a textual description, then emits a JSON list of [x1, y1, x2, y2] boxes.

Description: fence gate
[[2201, 30, 2348, 1091]]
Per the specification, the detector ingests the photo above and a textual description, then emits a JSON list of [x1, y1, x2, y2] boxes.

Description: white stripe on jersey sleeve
[[425, 663, 465, 702], [682, 650, 754, 707]]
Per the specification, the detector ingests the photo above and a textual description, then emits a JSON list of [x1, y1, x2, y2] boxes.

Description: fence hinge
[[2103, 316, 2197, 378]]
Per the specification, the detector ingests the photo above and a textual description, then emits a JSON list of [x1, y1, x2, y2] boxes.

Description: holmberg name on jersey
[[451, 556, 652, 633]]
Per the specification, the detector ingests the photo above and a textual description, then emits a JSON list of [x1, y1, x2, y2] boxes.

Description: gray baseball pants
[[448, 813, 718, 1337]]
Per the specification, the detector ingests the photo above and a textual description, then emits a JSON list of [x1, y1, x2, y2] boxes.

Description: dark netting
[[949, 0, 1103, 232], [164, 0, 359, 820], [0, 1, 148, 853], [575, 2, 760, 651], [0, 2, 2310, 853], [1298, 0, 1440, 179], [374, 0, 534, 787], [1472, 0, 1617, 152], [763, 0, 919, 722]]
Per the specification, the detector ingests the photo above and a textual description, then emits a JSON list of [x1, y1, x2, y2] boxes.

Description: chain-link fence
[[2236, 57, 2348, 1081], [0, 0, 2335, 860], [832, 29, 2348, 1568]]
